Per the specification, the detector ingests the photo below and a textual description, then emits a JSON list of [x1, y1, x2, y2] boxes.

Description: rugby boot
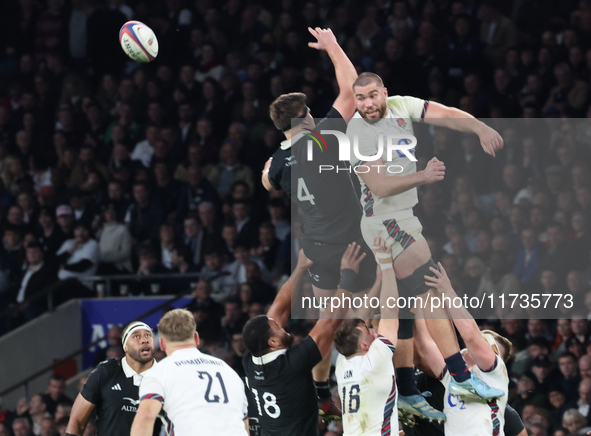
[[448, 373, 504, 400], [398, 392, 446, 423]]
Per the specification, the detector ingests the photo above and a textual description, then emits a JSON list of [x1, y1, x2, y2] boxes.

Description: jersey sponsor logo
[[284, 155, 297, 166], [120, 397, 141, 413], [123, 397, 141, 406], [254, 370, 265, 381], [111, 383, 122, 390]]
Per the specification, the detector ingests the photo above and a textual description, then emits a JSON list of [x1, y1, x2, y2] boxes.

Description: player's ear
[[194, 331, 200, 348], [159, 336, 165, 353], [383, 87, 388, 97]]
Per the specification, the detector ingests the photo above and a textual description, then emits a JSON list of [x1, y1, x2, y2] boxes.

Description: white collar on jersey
[[280, 131, 306, 150], [252, 349, 287, 365], [122, 356, 157, 386]]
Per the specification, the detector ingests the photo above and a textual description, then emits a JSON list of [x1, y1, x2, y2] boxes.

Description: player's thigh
[[361, 216, 429, 278]]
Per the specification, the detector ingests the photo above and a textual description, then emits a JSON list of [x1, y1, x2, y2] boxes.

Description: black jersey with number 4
[[242, 336, 322, 436], [268, 107, 362, 244], [81, 358, 160, 436]]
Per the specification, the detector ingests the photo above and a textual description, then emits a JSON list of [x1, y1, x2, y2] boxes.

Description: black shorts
[[301, 237, 376, 293]]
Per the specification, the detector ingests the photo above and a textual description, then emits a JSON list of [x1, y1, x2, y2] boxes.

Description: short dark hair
[[269, 92, 307, 132], [352, 72, 384, 90], [174, 244, 193, 263], [243, 315, 271, 357], [334, 319, 367, 357]]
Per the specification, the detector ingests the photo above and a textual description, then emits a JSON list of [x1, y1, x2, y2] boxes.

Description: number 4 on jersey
[[297, 178, 315, 205]]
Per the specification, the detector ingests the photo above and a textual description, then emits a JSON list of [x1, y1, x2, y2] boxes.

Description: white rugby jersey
[[335, 335, 397, 436], [346, 96, 429, 218], [139, 348, 248, 436], [439, 356, 508, 436]]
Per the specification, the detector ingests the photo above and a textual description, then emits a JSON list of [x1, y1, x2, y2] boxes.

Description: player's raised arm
[[358, 156, 445, 198], [373, 237, 399, 345], [266, 249, 312, 328], [308, 27, 357, 118], [413, 315, 446, 378], [423, 101, 503, 157], [424, 264, 496, 371], [130, 398, 162, 436]]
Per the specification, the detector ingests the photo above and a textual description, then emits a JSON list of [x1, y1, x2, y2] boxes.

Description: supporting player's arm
[[373, 237, 399, 345], [267, 249, 313, 328], [413, 315, 446, 378], [244, 418, 250, 435], [308, 27, 357, 118], [130, 399, 162, 436], [425, 264, 496, 370], [65, 393, 96, 436], [357, 156, 445, 198], [423, 101, 503, 157]]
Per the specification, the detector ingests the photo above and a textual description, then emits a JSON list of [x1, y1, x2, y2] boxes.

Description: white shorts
[[360, 212, 424, 261]]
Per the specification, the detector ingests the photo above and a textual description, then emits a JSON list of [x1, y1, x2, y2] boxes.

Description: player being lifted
[[242, 244, 365, 436], [334, 237, 401, 436], [262, 28, 389, 421], [412, 264, 511, 436], [346, 73, 505, 417]]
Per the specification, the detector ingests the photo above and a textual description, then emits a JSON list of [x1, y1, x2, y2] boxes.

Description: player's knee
[[397, 258, 438, 297]]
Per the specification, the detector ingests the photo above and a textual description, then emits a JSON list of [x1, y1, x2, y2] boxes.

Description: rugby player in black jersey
[[243, 244, 363, 436], [262, 26, 379, 423]]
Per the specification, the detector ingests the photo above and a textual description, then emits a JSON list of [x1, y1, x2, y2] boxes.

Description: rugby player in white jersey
[[334, 237, 400, 436], [414, 264, 511, 436], [131, 309, 249, 436], [345, 72, 504, 418]]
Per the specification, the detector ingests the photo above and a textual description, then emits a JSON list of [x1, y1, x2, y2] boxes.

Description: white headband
[[122, 322, 152, 350]]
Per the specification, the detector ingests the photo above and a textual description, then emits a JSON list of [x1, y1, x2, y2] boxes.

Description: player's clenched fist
[[420, 157, 445, 184], [308, 27, 337, 51]]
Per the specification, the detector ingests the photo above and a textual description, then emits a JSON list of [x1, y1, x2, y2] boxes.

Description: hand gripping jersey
[[139, 348, 248, 436], [438, 356, 509, 436], [346, 96, 429, 219], [335, 335, 397, 436]]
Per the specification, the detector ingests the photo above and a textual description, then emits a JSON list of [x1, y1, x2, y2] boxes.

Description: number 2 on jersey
[[341, 385, 360, 414], [297, 178, 315, 205], [197, 371, 228, 403]]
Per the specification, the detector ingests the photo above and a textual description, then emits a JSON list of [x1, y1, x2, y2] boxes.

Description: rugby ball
[[119, 21, 159, 63]]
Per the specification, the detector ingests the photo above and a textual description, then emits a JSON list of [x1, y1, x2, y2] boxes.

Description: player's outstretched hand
[[308, 27, 337, 51], [340, 242, 366, 274], [478, 125, 504, 157], [424, 262, 455, 295], [421, 157, 445, 184]]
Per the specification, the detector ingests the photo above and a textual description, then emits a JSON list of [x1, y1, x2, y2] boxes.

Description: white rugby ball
[[119, 20, 159, 63]]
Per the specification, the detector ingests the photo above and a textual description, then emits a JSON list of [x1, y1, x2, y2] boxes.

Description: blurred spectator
[[56, 223, 100, 291], [12, 418, 32, 436], [93, 324, 123, 366], [124, 182, 164, 245], [97, 204, 132, 274], [42, 375, 72, 416]]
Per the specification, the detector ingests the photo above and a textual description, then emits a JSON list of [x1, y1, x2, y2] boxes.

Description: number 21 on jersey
[[297, 178, 315, 205]]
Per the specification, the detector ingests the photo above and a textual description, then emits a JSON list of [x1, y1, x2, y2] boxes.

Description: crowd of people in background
[[0, 0, 590, 434]]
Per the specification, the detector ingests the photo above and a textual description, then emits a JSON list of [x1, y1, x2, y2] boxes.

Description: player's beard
[[127, 344, 155, 364], [359, 101, 388, 124], [281, 331, 294, 349]]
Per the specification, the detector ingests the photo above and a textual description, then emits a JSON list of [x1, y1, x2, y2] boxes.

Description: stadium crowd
[[0, 0, 591, 435]]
